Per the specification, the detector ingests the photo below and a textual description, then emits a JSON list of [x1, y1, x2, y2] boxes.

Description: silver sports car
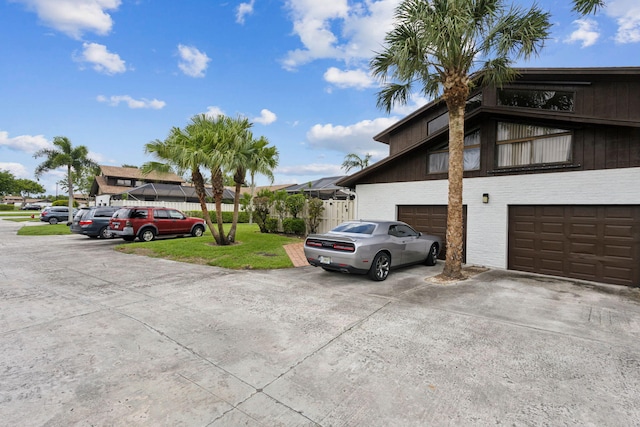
[[304, 220, 442, 281]]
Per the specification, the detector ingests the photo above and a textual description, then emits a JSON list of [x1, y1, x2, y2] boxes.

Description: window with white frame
[[428, 130, 481, 173], [496, 122, 572, 168]]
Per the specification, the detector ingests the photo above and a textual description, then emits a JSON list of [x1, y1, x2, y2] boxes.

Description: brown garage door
[[397, 205, 466, 261], [509, 205, 640, 286]]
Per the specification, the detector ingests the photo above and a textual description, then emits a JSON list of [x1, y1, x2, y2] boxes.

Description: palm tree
[[143, 118, 222, 244], [246, 136, 279, 225], [34, 136, 98, 223], [342, 153, 372, 173], [371, 0, 550, 279], [573, 0, 603, 14]]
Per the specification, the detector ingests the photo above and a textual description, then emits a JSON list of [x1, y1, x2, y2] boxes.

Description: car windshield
[[112, 208, 132, 219], [331, 222, 376, 235]]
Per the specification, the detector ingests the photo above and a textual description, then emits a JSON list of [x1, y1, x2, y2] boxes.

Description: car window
[[112, 208, 131, 219], [75, 209, 89, 219], [395, 224, 419, 237], [332, 222, 376, 234], [132, 209, 148, 219], [94, 208, 116, 217], [153, 209, 169, 219], [168, 210, 185, 220]]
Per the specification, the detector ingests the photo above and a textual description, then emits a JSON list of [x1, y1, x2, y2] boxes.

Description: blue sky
[[1, 0, 638, 194]]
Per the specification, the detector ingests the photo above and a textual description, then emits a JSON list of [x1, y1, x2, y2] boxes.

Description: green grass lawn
[[16, 223, 71, 235], [116, 223, 302, 269]]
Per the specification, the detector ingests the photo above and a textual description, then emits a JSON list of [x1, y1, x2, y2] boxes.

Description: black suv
[[40, 206, 77, 224], [71, 206, 119, 238]]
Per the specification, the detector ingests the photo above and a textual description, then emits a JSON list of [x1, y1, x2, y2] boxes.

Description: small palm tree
[[573, 0, 603, 14], [371, 0, 551, 279], [342, 153, 372, 173], [246, 136, 279, 225], [34, 136, 97, 223]]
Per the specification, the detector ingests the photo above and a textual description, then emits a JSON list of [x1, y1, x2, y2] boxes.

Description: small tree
[[286, 193, 305, 219], [305, 198, 324, 234], [15, 179, 45, 205], [253, 189, 272, 233]]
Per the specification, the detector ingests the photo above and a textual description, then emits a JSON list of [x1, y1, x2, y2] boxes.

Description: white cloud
[[236, 0, 255, 24], [282, 0, 398, 70], [565, 19, 600, 47], [97, 95, 165, 109], [12, 0, 121, 39], [306, 117, 398, 158], [204, 106, 225, 118], [177, 44, 211, 78], [76, 42, 126, 74], [606, 0, 640, 43], [0, 130, 51, 154], [324, 67, 375, 89], [252, 109, 277, 125], [0, 162, 29, 178]]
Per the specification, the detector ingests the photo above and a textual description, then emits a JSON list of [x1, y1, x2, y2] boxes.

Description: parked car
[[70, 206, 119, 239], [40, 206, 77, 224], [20, 204, 41, 210], [304, 220, 442, 281], [108, 206, 206, 242]]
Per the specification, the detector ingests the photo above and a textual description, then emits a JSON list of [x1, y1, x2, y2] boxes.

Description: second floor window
[[496, 122, 572, 168], [498, 88, 574, 111], [428, 130, 481, 173]]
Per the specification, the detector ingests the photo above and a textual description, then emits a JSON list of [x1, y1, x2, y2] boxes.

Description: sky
[[1, 0, 639, 195]]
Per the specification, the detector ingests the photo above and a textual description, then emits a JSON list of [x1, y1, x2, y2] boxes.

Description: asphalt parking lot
[[1, 218, 640, 426]]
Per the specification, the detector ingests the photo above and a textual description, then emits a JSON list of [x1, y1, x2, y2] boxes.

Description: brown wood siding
[[509, 205, 640, 287], [397, 205, 467, 262]]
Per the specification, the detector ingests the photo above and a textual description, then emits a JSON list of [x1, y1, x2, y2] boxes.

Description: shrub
[[52, 199, 79, 207], [286, 194, 306, 218], [0, 204, 16, 211], [266, 217, 279, 233], [306, 198, 324, 234], [253, 196, 271, 233], [185, 210, 248, 223], [283, 218, 305, 235]]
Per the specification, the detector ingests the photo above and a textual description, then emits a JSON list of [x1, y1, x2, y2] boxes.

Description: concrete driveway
[[1, 219, 640, 426]]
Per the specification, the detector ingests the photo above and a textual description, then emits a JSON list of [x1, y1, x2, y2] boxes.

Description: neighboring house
[[286, 176, 353, 200], [338, 67, 640, 287], [90, 166, 185, 206], [115, 182, 235, 203]]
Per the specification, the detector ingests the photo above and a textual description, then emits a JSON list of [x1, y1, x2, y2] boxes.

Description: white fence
[[108, 199, 356, 234]]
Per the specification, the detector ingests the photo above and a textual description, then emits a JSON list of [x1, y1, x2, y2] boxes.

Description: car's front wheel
[[425, 244, 438, 266], [139, 228, 156, 242], [368, 252, 390, 281], [191, 225, 204, 237]]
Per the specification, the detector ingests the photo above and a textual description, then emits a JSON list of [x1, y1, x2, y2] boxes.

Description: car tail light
[[306, 240, 323, 247], [79, 220, 93, 226], [332, 243, 355, 252]]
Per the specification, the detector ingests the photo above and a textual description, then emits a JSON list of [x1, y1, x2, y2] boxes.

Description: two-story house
[[338, 67, 640, 287]]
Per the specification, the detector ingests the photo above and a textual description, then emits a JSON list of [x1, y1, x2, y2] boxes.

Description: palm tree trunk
[[67, 165, 74, 224], [228, 175, 243, 242], [442, 87, 467, 279], [211, 167, 228, 245], [192, 168, 220, 244]]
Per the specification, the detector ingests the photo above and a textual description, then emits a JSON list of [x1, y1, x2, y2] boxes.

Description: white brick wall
[[355, 167, 640, 269]]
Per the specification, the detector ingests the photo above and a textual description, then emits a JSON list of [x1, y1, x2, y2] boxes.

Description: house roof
[[99, 165, 185, 183], [117, 183, 235, 201], [286, 176, 351, 199], [339, 67, 640, 189]]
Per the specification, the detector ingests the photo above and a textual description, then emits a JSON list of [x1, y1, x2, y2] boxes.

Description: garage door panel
[[509, 205, 639, 287], [397, 205, 466, 262]]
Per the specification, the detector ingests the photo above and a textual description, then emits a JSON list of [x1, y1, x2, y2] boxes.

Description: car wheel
[[140, 228, 156, 242], [425, 244, 438, 266], [49, 217, 59, 224], [191, 225, 204, 237], [368, 252, 390, 281], [123, 236, 135, 242], [99, 227, 112, 239]]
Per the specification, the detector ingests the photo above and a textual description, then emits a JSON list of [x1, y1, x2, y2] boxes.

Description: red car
[[109, 207, 205, 242]]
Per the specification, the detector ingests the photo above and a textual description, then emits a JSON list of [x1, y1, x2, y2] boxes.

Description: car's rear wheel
[[99, 226, 112, 239], [140, 228, 156, 242], [368, 252, 390, 281], [191, 225, 204, 237], [425, 244, 438, 266], [49, 217, 59, 224]]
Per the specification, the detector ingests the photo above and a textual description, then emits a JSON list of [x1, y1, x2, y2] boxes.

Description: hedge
[[184, 210, 249, 223]]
